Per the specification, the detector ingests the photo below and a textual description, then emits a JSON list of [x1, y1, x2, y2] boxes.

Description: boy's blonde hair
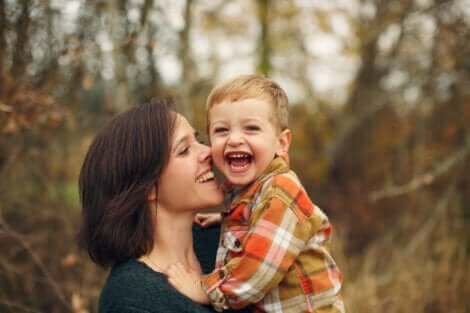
[[206, 74, 289, 132]]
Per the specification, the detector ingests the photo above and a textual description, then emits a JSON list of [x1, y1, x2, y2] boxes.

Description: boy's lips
[[224, 151, 252, 173]]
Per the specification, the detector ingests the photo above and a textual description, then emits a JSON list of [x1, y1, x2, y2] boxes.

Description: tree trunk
[[110, 0, 131, 111], [256, 0, 270, 75], [179, 0, 194, 119], [11, 1, 30, 78], [0, 0, 6, 75], [0, 0, 7, 91]]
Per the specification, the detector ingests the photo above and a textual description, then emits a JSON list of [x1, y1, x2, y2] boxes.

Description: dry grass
[[333, 204, 469, 313]]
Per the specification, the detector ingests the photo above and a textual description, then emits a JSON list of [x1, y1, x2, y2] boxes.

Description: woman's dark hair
[[78, 98, 176, 267]]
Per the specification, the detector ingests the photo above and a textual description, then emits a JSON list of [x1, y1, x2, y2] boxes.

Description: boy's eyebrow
[[241, 117, 263, 122], [208, 120, 227, 128], [209, 118, 226, 124]]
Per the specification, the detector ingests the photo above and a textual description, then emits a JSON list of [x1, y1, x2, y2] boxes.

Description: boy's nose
[[227, 132, 243, 146]]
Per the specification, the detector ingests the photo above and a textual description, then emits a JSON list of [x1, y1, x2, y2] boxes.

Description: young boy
[[168, 74, 344, 313]]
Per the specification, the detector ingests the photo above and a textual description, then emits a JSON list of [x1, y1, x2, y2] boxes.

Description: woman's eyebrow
[[172, 135, 190, 152], [172, 130, 197, 152]]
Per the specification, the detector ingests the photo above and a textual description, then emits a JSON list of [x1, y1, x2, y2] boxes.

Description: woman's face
[[157, 114, 223, 212]]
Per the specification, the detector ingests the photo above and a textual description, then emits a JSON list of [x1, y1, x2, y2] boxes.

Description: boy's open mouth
[[225, 152, 252, 172]]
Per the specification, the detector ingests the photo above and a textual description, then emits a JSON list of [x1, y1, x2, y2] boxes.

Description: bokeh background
[[1, 0, 469, 312]]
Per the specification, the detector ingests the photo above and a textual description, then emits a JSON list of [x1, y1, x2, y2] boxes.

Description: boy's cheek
[[210, 153, 225, 180], [208, 143, 223, 160], [209, 139, 223, 154], [211, 152, 224, 167], [209, 144, 218, 158]]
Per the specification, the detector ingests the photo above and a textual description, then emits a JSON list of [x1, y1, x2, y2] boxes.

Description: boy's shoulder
[[261, 168, 303, 199], [258, 169, 328, 222]]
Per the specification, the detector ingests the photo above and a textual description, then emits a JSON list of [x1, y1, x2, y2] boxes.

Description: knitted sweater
[[99, 224, 248, 313]]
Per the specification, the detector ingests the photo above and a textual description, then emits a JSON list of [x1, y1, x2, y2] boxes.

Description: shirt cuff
[[201, 269, 229, 312]]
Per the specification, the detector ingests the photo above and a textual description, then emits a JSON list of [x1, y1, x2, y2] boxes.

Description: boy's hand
[[167, 262, 209, 304], [194, 212, 222, 227]]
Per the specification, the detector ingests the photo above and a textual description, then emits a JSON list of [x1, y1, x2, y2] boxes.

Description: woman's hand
[[194, 212, 222, 227], [167, 262, 210, 304]]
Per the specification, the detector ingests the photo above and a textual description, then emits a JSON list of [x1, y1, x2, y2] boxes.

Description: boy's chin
[[225, 175, 254, 188]]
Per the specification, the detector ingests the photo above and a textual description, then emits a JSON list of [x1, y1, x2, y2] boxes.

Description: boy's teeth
[[229, 153, 250, 158]]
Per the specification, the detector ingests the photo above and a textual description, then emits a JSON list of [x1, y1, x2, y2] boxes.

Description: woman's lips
[[196, 170, 215, 183]]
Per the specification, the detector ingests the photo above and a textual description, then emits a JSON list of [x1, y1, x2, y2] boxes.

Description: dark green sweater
[[99, 225, 249, 313]]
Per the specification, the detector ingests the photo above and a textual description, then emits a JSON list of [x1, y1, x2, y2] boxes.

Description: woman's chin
[[208, 194, 224, 208], [189, 180, 224, 210], [205, 192, 224, 208]]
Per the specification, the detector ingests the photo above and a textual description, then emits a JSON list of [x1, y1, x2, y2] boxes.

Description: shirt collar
[[225, 156, 290, 210]]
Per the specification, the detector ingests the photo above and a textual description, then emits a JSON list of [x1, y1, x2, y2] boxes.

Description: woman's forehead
[[175, 114, 192, 130], [173, 114, 195, 141]]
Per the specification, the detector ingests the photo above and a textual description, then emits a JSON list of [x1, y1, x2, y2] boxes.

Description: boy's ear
[[147, 184, 157, 202], [277, 129, 292, 156]]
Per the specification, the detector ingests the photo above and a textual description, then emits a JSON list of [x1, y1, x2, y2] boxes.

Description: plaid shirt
[[201, 157, 344, 313]]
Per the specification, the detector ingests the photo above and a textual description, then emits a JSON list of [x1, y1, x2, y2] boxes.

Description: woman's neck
[[144, 207, 200, 272]]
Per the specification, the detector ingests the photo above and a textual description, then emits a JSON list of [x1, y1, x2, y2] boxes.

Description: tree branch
[[369, 135, 470, 202], [0, 210, 71, 310], [404, 181, 456, 256], [0, 298, 42, 313]]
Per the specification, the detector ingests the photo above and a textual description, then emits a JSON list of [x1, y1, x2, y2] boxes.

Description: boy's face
[[208, 98, 290, 187]]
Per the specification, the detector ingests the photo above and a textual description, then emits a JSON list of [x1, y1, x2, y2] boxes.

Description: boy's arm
[[201, 191, 341, 311], [201, 196, 300, 310], [202, 184, 341, 310]]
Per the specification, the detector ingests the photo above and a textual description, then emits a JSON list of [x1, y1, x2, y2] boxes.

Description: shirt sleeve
[[201, 185, 326, 311]]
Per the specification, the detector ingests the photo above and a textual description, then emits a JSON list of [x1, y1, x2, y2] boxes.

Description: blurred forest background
[[1, 0, 469, 312]]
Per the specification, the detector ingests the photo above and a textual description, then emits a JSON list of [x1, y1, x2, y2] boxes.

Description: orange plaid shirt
[[201, 157, 344, 313]]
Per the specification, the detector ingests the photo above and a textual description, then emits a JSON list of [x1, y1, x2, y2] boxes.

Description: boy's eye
[[245, 125, 261, 131], [213, 127, 228, 134]]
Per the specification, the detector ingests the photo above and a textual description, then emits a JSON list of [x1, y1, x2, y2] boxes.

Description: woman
[[78, 99, 243, 313]]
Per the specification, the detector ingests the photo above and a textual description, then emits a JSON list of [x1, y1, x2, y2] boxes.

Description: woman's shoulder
[[103, 258, 164, 291], [99, 259, 215, 313], [99, 259, 164, 311], [99, 258, 251, 313]]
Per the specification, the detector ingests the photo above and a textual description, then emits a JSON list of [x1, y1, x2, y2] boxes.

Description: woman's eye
[[178, 147, 189, 156]]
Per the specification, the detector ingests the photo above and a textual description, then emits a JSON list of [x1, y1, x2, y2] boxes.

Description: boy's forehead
[[208, 98, 280, 129], [210, 96, 274, 111], [209, 98, 273, 115]]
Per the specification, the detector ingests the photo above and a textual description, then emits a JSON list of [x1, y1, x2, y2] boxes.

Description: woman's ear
[[147, 184, 157, 202], [277, 129, 292, 156]]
